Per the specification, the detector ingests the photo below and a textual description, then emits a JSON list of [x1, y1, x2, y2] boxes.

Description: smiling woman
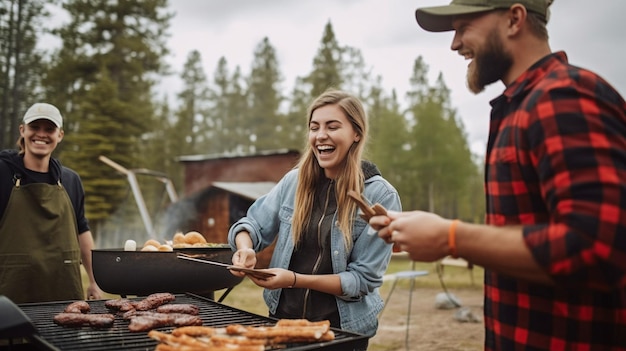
[[227, 89, 402, 350], [308, 103, 362, 179]]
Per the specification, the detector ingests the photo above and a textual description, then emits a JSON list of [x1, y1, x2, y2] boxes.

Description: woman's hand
[[247, 268, 296, 290], [230, 248, 257, 277]]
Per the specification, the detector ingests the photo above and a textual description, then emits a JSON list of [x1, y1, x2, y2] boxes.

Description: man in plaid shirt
[[369, 0, 626, 349]]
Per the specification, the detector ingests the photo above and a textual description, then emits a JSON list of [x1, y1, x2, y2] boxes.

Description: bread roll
[[184, 231, 206, 244], [143, 239, 161, 248], [173, 232, 186, 245], [141, 245, 158, 252], [158, 244, 173, 252]]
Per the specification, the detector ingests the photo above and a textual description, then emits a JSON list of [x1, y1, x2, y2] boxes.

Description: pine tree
[[282, 77, 310, 151], [246, 37, 283, 151], [0, 0, 47, 149], [207, 58, 249, 154], [406, 57, 481, 219], [304, 21, 343, 98], [174, 50, 209, 155], [367, 78, 411, 201], [228, 66, 251, 153], [342, 46, 371, 99], [43, 0, 172, 229]]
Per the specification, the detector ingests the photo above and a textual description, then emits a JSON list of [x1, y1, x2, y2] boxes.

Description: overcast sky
[[163, 0, 625, 157]]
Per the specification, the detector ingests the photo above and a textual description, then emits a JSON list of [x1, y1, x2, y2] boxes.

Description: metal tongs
[[347, 190, 387, 221], [177, 253, 275, 279]]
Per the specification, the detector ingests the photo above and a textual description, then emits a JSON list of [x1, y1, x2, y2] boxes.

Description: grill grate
[[15, 293, 365, 351]]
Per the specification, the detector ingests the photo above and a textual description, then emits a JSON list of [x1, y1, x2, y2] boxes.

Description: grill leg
[[380, 265, 428, 351], [217, 287, 235, 303], [405, 275, 415, 351], [379, 278, 399, 318]]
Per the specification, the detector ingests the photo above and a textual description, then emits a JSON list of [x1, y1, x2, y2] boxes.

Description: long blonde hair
[[291, 89, 368, 250]]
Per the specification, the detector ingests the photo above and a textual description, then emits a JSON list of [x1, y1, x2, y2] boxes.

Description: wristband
[[289, 271, 297, 288], [448, 219, 460, 258]]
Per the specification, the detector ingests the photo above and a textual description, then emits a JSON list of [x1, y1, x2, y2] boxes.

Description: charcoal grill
[[92, 247, 243, 301], [9, 293, 366, 351]]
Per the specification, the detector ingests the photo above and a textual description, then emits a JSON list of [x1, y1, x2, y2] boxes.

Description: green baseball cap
[[415, 0, 552, 32]]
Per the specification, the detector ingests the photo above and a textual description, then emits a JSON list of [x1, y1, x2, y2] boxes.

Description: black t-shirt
[[276, 175, 340, 324], [0, 150, 90, 234], [275, 160, 382, 326]]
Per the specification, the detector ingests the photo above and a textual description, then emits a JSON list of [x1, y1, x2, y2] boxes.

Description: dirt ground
[[369, 286, 484, 351], [217, 277, 485, 351], [206, 255, 487, 351]]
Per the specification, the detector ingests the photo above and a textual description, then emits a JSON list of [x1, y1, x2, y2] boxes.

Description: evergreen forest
[[0, 0, 485, 241]]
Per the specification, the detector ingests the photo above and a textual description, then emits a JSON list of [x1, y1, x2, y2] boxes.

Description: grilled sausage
[[53, 312, 115, 328], [104, 298, 135, 312], [156, 303, 199, 315], [133, 292, 176, 311], [63, 301, 91, 314], [127, 311, 202, 332]]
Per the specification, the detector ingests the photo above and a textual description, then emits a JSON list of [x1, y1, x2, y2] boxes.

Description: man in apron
[[0, 103, 103, 303]]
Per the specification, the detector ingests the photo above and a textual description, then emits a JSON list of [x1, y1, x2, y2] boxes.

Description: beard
[[467, 28, 513, 94]]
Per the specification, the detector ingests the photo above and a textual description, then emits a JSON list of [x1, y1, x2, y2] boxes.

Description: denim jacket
[[228, 168, 401, 336]]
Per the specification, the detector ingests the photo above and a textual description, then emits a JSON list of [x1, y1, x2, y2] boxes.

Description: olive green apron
[[0, 178, 83, 303]]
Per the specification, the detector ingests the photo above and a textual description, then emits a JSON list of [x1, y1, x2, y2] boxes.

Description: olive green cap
[[415, 0, 552, 32]]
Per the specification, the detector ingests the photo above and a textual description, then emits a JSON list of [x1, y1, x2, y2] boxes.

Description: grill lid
[[0, 295, 37, 338], [0, 295, 60, 350]]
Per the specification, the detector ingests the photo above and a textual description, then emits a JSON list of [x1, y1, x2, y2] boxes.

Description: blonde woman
[[228, 89, 401, 349]]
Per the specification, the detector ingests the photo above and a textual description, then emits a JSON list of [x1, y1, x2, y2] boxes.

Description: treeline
[[0, 0, 484, 237]]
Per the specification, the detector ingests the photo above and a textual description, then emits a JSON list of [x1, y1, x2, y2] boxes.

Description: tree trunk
[[0, 0, 15, 148], [9, 0, 24, 145]]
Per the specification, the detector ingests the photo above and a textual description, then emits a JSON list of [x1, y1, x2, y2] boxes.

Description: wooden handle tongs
[[347, 190, 387, 221]]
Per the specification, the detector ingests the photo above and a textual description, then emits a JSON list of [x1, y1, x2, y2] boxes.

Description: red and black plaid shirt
[[484, 51, 626, 350]]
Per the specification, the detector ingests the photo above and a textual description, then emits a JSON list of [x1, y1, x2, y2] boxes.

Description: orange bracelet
[[448, 219, 460, 258]]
